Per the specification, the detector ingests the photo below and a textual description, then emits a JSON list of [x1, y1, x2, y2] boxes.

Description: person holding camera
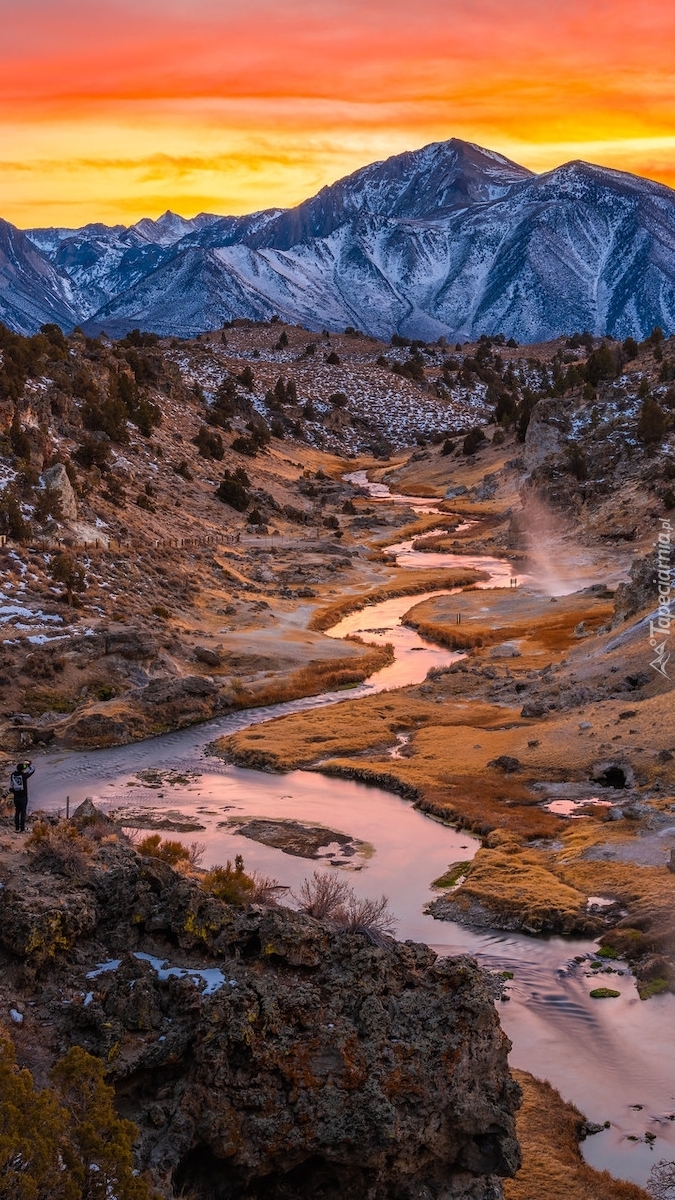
[[10, 761, 35, 833]]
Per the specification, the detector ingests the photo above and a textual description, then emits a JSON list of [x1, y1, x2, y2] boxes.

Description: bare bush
[[648, 1160, 675, 1199], [293, 870, 350, 919], [294, 871, 397, 942], [77, 817, 119, 843], [251, 873, 286, 905], [187, 841, 206, 868], [335, 893, 397, 940]]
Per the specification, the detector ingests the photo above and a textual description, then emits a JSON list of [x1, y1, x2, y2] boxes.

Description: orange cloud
[[1, 0, 674, 225]]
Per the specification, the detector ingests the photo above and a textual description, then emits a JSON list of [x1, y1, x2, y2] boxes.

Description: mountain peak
[[132, 211, 204, 246], [6, 139, 675, 342], [248, 138, 534, 252]]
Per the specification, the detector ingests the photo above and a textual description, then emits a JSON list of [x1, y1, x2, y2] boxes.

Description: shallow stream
[[29, 471, 675, 1187]]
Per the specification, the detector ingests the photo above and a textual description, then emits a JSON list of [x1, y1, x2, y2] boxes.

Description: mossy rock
[[638, 977, 670, 1000], [596, 944, 619, 959], [590, 987, 621, 999]]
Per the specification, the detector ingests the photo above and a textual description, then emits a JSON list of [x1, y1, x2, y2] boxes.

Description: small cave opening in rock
[[173, 1149, 367, 1199], [595, 766, 628, 789], [241, 932, 262, 959]]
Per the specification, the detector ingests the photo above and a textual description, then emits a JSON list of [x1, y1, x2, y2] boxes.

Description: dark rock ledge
[[0, 818, 520, 1200]]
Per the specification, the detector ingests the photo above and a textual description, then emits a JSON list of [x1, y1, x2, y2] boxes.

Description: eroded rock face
[[0, 832, 521, 1200]]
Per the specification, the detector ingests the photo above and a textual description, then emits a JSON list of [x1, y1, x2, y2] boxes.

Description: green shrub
[[9, 419, 32, 461], [34, 485, 63, 523], [0, 490, 30, 540], [49, 553, 86, 605], [82, 396, 130, 443], [236, 364, 255, 390], [637, 396, 667, 449], [75, 435, 110, 470], [137, 833, 190, 865], [0, 1031, 79, 1200], [208, 378, 237, 427], [216, 467, 250, 510], [193, 426, 224, 460], [202, 855, 257, 905], [50, 1045, 151, 1198], [173, 459, 193, 481], [462, 426, 486, 455], [101, 474, 126, 507]]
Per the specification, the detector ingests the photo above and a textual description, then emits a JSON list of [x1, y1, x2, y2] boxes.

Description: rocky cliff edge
[[0, 809, 520, 1199]]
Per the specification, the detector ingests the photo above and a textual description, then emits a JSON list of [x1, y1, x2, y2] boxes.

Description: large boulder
[[41, 462, 78, 520], [523, 400, 568, 469]]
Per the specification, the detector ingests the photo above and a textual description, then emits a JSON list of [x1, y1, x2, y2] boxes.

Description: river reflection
[[27, 471, 675, 1188]]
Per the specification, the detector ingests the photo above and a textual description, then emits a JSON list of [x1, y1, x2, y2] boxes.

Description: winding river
[[29, 470, 675, 1187]]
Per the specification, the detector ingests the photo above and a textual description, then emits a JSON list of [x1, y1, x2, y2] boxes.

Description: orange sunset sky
[[2, 0, 675, 229]]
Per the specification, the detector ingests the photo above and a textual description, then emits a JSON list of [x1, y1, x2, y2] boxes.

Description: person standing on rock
[[10, 761, 34, 833]]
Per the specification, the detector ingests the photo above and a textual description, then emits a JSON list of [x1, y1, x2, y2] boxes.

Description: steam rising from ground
[[517, 496, 600, 596]]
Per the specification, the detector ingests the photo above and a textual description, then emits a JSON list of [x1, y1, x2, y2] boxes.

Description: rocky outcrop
[[0, 826, 521, 1199], [523, 400, 568, 469], [104, 628, 159, 660], [41, 462, 78, 520], [613, 553, 662, 623]]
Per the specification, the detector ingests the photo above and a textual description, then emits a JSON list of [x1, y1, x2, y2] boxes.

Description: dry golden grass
[[230, 641, 395, 712], [555, 823, 675, 959], [447, 834, 589, 932], [506, 1070, 650, 1200], [220, 692, 524, 772], [411, 533, 468, 553], [370, 513, 463, 545], [404, 591, 614, 654], [307, 568, 487, 631]]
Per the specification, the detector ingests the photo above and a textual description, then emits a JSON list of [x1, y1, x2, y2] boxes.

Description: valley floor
[[2, 325, 674, 1199]]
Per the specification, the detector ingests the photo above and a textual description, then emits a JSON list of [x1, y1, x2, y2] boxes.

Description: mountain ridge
[[4, 138, 675, 341]]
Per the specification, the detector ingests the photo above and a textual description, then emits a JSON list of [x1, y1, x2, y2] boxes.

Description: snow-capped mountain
[[0, 218, 78, 335], [5, 138, 675, 341]]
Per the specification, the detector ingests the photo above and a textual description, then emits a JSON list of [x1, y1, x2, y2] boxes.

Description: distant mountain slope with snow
[[4, 138, 675, 340]]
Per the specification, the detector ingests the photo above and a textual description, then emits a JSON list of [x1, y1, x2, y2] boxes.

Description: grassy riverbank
[[506, 1072, 650, 1200]]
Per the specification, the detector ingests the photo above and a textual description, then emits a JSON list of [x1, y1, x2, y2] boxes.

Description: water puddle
[[544, 797, 614, 817]]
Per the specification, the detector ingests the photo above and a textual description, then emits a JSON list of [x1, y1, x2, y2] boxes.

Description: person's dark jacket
[[11, 764, 34, 803]]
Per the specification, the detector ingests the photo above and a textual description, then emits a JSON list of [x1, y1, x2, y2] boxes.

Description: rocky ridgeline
[[6, 139, 675, 342], [0, 809, 520, 1199]]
